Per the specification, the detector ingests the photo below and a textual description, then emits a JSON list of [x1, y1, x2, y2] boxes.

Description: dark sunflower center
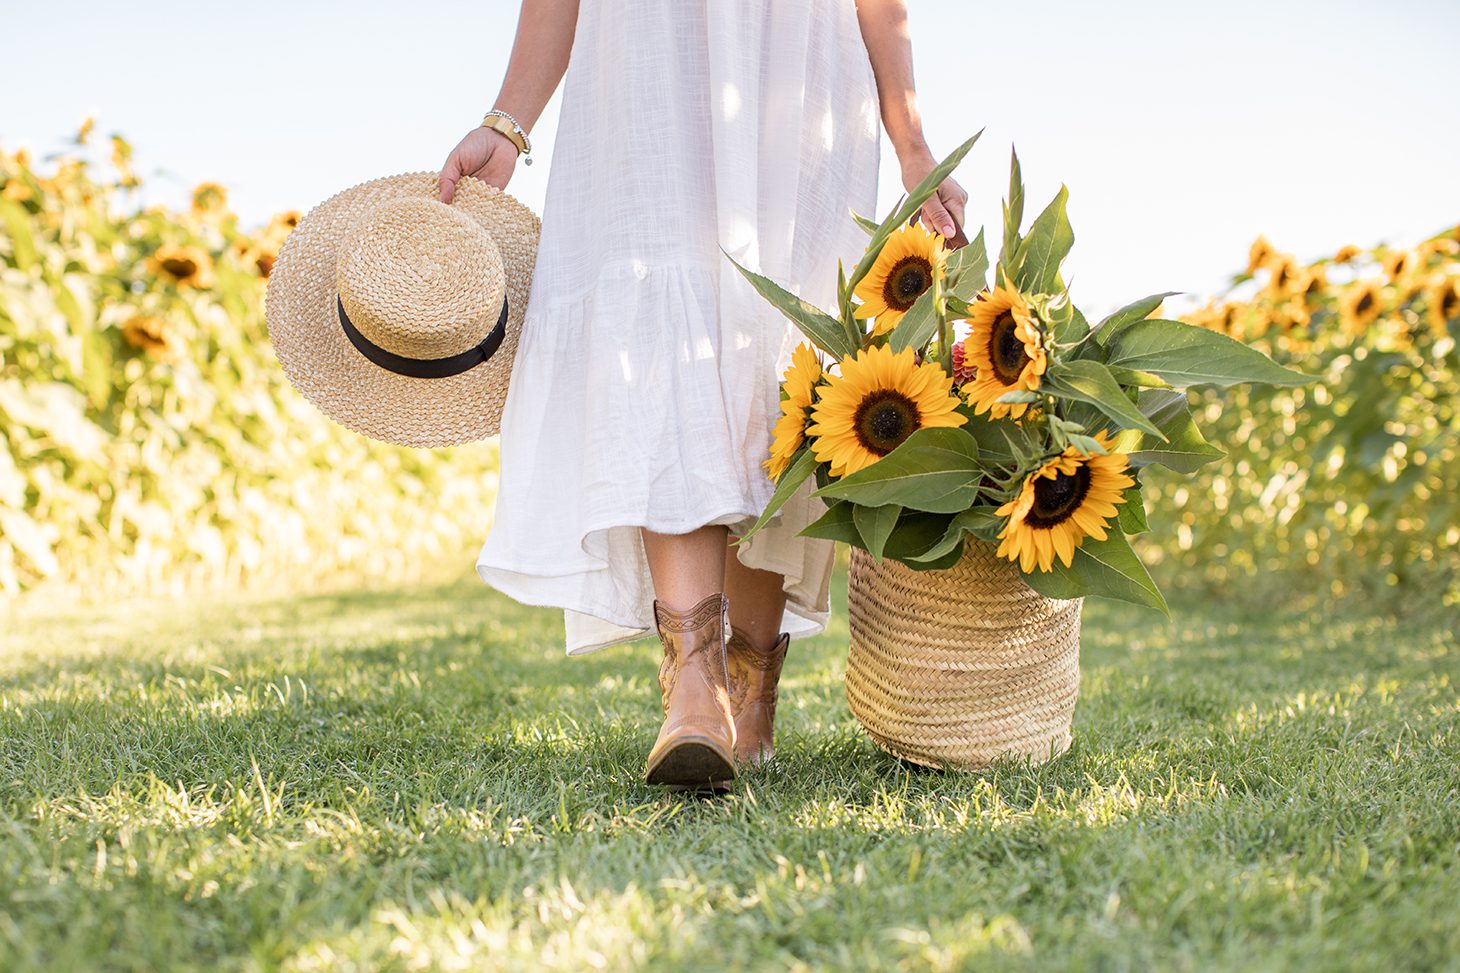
[[986, 312, 1029, 384], [1027, 464, 1093, 529], [161, 257, 198, 278], [1442, 289, 1460, 319], [1274, 265, 1291, 288], [1355, 292, 1375, 315], [852, 390, 920, 456], [882, 256, 933, 311]]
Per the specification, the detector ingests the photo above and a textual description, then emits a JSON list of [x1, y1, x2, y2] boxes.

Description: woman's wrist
[[893, 137, 935, 172]]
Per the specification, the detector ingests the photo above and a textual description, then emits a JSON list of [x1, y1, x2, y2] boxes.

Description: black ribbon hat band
[[337, 294, 509, 380]]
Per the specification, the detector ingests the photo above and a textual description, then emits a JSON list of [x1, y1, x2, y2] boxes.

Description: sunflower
[[1339, 279, 1384, 334], [806, 343, 965, 477], [853, 221, 947, 337], [120, 314, 183, 362], [1298, 265, 1328, 304], [1428, 278, 1460, 338], [1332, 244, 1362, 264], [190, 182, 228, 215], [148, 244, 215, 288], [994, 430, 1134, 573], [763, 343, 824, 482], [1263, 253, 1301, 298], [1382, 248, 1416, 283], [1418, 237, 1460, 261], [1246, 235, 1275, 275], [959, 283, 1047, 419]]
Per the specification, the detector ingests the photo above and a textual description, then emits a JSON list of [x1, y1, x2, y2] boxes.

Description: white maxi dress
[[476, 0, 882, 655]]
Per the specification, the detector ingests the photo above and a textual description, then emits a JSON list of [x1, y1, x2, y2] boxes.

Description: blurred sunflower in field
[[806, 343, 964, 477], [1247, 235, 1275, 275], [853, 221, 947, 337], [1263, 253, 1301, 298], [190, 182, 228, 216], [1332, 244, 1362, 264], [764, 343, 823, 482], [120, 314, 183, 362], [1299, 265, 1327, 304], [1417, 238, 1460, 268], [148, 244, 215, 289], [1382, 249, 1415, 282], [994, 430, 1133, 572], [959, 283, 1047, 419], [1339, 279, 1384, 334], [1428, 278, 1460, 338]]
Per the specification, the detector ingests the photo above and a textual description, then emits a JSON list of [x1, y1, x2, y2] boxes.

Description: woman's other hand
[[900, 150, 969, 249], [438, 127, 519, 202]]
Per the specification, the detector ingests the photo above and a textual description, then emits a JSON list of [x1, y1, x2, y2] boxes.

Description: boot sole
[[645, 737, 736, 787]]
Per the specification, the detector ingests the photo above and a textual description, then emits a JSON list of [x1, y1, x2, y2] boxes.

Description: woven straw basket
[[845, 539, 1083, 770]]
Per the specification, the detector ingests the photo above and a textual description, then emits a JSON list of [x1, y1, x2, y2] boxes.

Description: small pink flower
[[951, 339, 976, 385]]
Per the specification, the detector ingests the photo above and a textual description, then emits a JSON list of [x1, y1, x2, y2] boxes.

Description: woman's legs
[[723, 538, 788, 648], [639, 525, 737, 786], [723, 536, 792, 765], [640, 525, 729, 608]]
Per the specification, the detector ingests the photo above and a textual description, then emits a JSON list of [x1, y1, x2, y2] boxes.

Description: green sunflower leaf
[[802, 499, 860, 544], [1093, 292, 1181, 347], [720, 251, 855, 359], [884, 510, 959, 559], [1105, 319, 1313, 388], [909, 505, 1004, 562], [735, 446, 818, 545], [850, 209, 879, 236], [1013, 184, 1073, 295], [999, 147, 1025, 274], [1109, 389, 1226, 473], [887, 285, 940, 354], [946, 227, 989, 301], [848, 130, 984, 296], [1018, 527, 1169, 616], [1118, 483, 1150, 535], [853, 502, 902, 561], [1042, 359, 1167, 440], [813, 425, 981, 514], [903, 539, 966, 571]]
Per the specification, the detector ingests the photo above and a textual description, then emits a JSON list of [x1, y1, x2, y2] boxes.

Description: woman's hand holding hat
[[439, 127, 518, 203]]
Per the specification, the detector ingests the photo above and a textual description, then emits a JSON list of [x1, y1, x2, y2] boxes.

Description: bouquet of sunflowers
[[724, 132, 1310, 614]]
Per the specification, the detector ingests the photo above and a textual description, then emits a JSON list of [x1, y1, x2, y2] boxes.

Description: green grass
[[1, 561, 1457, 972]]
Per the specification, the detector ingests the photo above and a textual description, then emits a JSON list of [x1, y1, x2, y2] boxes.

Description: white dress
[[476, 0, 881, 655]]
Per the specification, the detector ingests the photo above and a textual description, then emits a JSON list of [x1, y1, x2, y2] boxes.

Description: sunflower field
[[1141, 229, 1460, 601], [0, 126, 501, 599]]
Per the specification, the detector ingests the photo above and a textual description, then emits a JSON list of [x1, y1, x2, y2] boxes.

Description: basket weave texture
[[845, 539, 1083, 770]]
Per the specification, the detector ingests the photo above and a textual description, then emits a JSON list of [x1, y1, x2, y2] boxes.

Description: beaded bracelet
[[481, 109, 533, 166]]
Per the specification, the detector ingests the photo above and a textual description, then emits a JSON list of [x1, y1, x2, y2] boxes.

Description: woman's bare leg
[[640, 525, 729, 609], [639, 524, 738, 786], [723, 537, 788, 648]]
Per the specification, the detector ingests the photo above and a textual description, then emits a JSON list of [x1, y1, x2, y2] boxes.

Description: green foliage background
[[0, 133, 500, 600], [1142, 233, 1460, 602]]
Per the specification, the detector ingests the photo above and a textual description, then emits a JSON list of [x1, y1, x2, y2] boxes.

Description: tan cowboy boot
[[644, 591, 738, 787], [726, 625, 791, 767]]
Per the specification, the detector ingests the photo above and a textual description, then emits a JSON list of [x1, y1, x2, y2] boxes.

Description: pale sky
[[3, 0, 1455, 316]]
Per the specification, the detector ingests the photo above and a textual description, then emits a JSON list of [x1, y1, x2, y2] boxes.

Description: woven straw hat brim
[[265, 172, 541, 448]]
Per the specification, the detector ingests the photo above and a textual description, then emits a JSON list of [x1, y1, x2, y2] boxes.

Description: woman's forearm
[[854, 0, 932, 165], [490, 0, 582, 133]]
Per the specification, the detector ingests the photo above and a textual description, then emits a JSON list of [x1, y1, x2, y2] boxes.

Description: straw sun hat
[[265, 172, 541, 448]]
